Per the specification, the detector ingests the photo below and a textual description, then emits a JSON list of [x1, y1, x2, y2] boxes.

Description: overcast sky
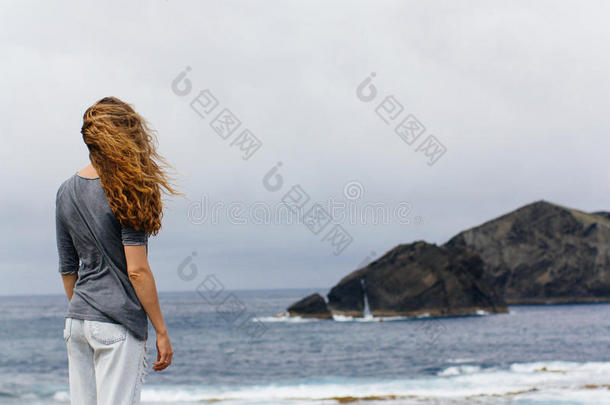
[[1, 0, 608, 296]]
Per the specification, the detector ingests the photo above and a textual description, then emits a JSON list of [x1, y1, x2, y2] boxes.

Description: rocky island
[[445, 200, 610, 304], [284, 200, 609, 318], [285, 242, 508, 318]]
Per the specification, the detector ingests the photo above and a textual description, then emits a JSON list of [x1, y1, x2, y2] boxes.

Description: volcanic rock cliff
[[284, 200, 609, 318], [326, 242, 508, 317], [444, 200, 610, 304], [284, 242, 507, 318]]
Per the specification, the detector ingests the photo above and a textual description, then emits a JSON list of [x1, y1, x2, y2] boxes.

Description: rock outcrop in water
[[284, 200, 610, 318], [285, 242, 507, 318], [444, 200, 610, 304], [286, 293, 332, 319], [326, 242, 508, 317]]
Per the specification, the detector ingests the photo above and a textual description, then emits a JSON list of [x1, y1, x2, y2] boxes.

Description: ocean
[[0, 288, 609, 405]]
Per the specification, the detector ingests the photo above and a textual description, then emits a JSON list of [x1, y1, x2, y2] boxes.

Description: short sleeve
[[121, 226, 148, 246], [56, 195, 79, 274]]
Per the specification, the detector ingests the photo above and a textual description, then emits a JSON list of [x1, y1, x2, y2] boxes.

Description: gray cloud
[[0, 0, 608, 295]]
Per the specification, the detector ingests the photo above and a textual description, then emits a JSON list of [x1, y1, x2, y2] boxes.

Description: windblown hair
[[81, 96, 183, 236]]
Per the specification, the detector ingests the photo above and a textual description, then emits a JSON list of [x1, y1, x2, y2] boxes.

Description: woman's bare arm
[[124, 245, 173, 370], [61, 273, 77, 300]]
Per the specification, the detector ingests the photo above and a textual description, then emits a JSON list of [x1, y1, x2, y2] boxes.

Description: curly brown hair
[[81, 96, 183, 236]]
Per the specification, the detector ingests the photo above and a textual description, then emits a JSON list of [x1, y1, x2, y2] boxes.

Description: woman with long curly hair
[[55, 96, 183, 404]]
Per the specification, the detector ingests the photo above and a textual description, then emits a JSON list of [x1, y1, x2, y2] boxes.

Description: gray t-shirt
[[55, 172, 149, 341]]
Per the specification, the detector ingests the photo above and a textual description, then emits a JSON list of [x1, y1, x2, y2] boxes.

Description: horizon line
[[0, 286, 333, 298]]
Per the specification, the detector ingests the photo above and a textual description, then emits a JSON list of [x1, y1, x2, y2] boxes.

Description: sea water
[[0, 289, 608, 404]]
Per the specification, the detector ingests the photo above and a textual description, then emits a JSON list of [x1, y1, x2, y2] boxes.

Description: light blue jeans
[[63, 317, 149, 405]]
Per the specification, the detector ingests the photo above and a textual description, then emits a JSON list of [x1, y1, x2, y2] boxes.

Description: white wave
[[332, 314, 409, 322], [253, 313, 321, 323], [257, 307, 495, 324], [437, 365, 482, 377], [52, 391, 70, 401], [14, 361, 610, 404], [256, 313, 409, 323], [143, 361, 610, 404], [446, 358, 476, 364], [330, 313, 353, 322]]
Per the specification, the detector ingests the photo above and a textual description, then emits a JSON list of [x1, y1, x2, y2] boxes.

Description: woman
[[55, 96, 183, 404]]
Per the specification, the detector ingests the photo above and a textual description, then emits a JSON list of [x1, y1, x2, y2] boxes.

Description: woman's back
[[56, 171, 149, 341]]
